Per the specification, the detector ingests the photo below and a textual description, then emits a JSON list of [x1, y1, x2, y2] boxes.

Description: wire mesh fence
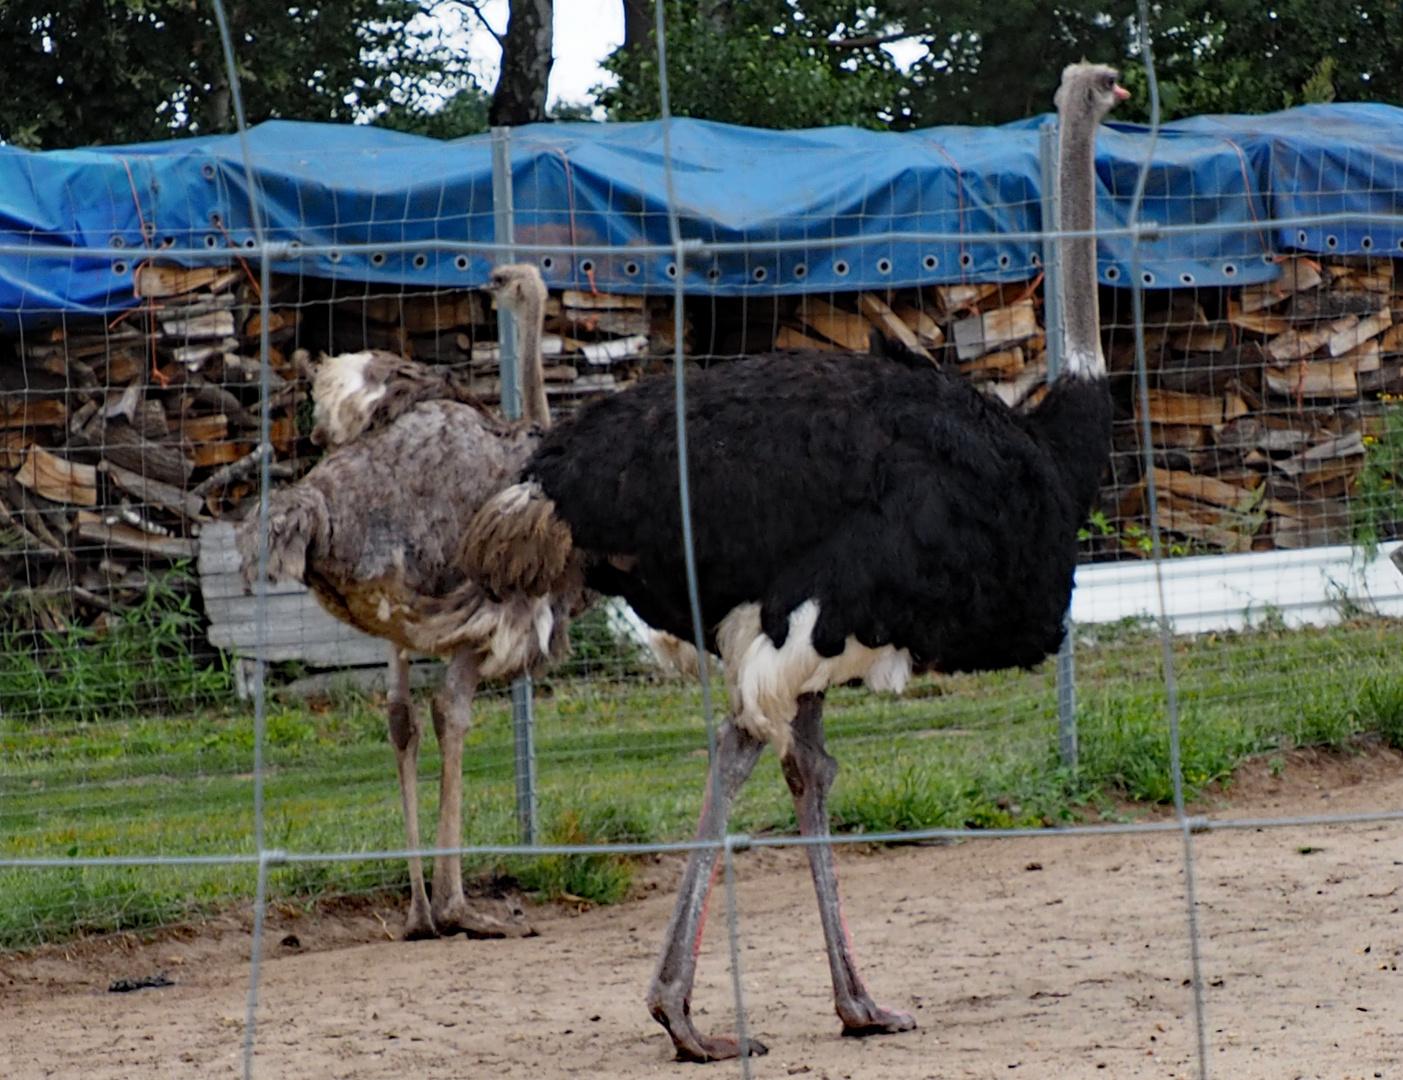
[[2, 2, 1403, 1077]]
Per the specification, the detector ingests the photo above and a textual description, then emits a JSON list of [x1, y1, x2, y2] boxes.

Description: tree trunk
[[621, 0, 652, 54], [489, 0, 554, 127]]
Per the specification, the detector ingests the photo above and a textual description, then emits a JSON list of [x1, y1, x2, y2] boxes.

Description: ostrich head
[[1054, 63, 1130, 125], [485, 263, 548, 316], [309, 351, 391, 449]]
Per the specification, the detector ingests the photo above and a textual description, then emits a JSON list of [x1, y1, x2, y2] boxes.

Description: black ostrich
[[464, 64, 1126, 1060]]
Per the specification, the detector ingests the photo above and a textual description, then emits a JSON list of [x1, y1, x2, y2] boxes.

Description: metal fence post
[[1041, 120, 1078, 770], [492, 125, 539, 845]]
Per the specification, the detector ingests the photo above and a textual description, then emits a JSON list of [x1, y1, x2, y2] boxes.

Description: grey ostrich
[[238, 263, 586, 939], [463, 64, 1126, 1058]]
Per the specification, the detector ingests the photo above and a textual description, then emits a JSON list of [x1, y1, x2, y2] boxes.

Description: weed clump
[[0, 564, 229, 724]]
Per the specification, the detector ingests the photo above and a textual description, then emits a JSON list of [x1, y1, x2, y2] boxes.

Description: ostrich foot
[[433, 894, 535, 939], [402, 896, 438, 941], [837, 997, 917, 1038], [649, 995, 769, 1063]]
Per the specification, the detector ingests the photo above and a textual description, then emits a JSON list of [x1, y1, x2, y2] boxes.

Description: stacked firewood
[[0, 263, 311, 630], [0, 264, 675, 631], [5, 252, 1402, 635], [326, 282, 679, 407], [1111, 255, 1400, 553], [754, 256, 1403, 556]]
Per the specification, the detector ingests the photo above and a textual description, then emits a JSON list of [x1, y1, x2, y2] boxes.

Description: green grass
[[3, 615, 1403, 951]]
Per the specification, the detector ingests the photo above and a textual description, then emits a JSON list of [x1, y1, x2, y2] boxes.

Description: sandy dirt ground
[[4, 746, 1402, 1080]]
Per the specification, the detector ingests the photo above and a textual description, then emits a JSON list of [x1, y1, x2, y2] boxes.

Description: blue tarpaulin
[[1, 103, 1401, 322]]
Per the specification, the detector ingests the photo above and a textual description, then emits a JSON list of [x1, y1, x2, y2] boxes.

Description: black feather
[[526, 350, 1112, 672]]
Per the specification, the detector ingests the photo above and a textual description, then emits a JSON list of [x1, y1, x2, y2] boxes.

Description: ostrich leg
[[647, 720, 769, 1061], [781, 692, 915, 1036], [386, 645, 435, 939], [428, 646, 488, 933]]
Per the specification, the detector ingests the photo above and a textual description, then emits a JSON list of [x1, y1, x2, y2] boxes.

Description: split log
[[95, 422, 194, 487], [160, 310, 237, 341], [1227, 299, 1292, 336], [466, 334, 567, 366], [1338, 338, 1381, 374], [858, 293, 934, 362], [960, 347, 1025, 379], [1266, 324, 1333, 362], [1135, 389, 1224, 428], [775, 326, 837, 351], [1359, 361, 1403, 395], [190, 448, 266, 498], [1288, 291, 1387, 321], [1271, 514, 1351, 549], [74, 511, 196, 560], [134, 264, 227, 298], [177, 413, 230, 445], [190, 441, 255, 469], [1264, 361, 1359, 400], [892, 305, 944, 348], [796, 298, 871, 352], [951, 299, 1037, 362], [0, 398, 68, 430], [155, 293, 238, 321], [1151, 490, 1259, 551], [581, 335, 648, 365], [170, 342, 237, 371], [552, 309, 650, 338], [398, 292, 485, 332], [100, 351, 147, 385], [0, 430, 30, 468], [1151, 467, 1262, 511], [1238, 257, 1322, 313], [243, 309, 302, 338], [935, 283, 1001, 318], [987, 360, 1047, 410], [98, 460, 204, 520], [1328, 308, 1392, 357], [1272, 432, 1365, 477], [15, 447, 97, 506], [1148, 424, 1210, 449], [561, 290, 645, 311]]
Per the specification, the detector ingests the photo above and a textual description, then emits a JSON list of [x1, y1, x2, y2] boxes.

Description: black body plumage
[[526, 347, 1112, 673]]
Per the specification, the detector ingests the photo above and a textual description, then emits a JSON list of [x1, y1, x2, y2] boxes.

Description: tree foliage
[[600, 1, 907, 129], [376, 87, 493, 140], [602, 0, 1403, 131], [0, 0, 478, 149]]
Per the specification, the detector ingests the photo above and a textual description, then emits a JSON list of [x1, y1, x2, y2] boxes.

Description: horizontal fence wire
[[4, 804, 1403, 870], [2, 796, 1403, 864]]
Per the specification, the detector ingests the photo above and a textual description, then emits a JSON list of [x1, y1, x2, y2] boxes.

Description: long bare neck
[[1057, 108, 1105, 379], [517, 294, 551, 428]]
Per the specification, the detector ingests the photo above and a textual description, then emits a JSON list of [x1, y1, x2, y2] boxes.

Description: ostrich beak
[[1113, 84, 1131, 101]]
